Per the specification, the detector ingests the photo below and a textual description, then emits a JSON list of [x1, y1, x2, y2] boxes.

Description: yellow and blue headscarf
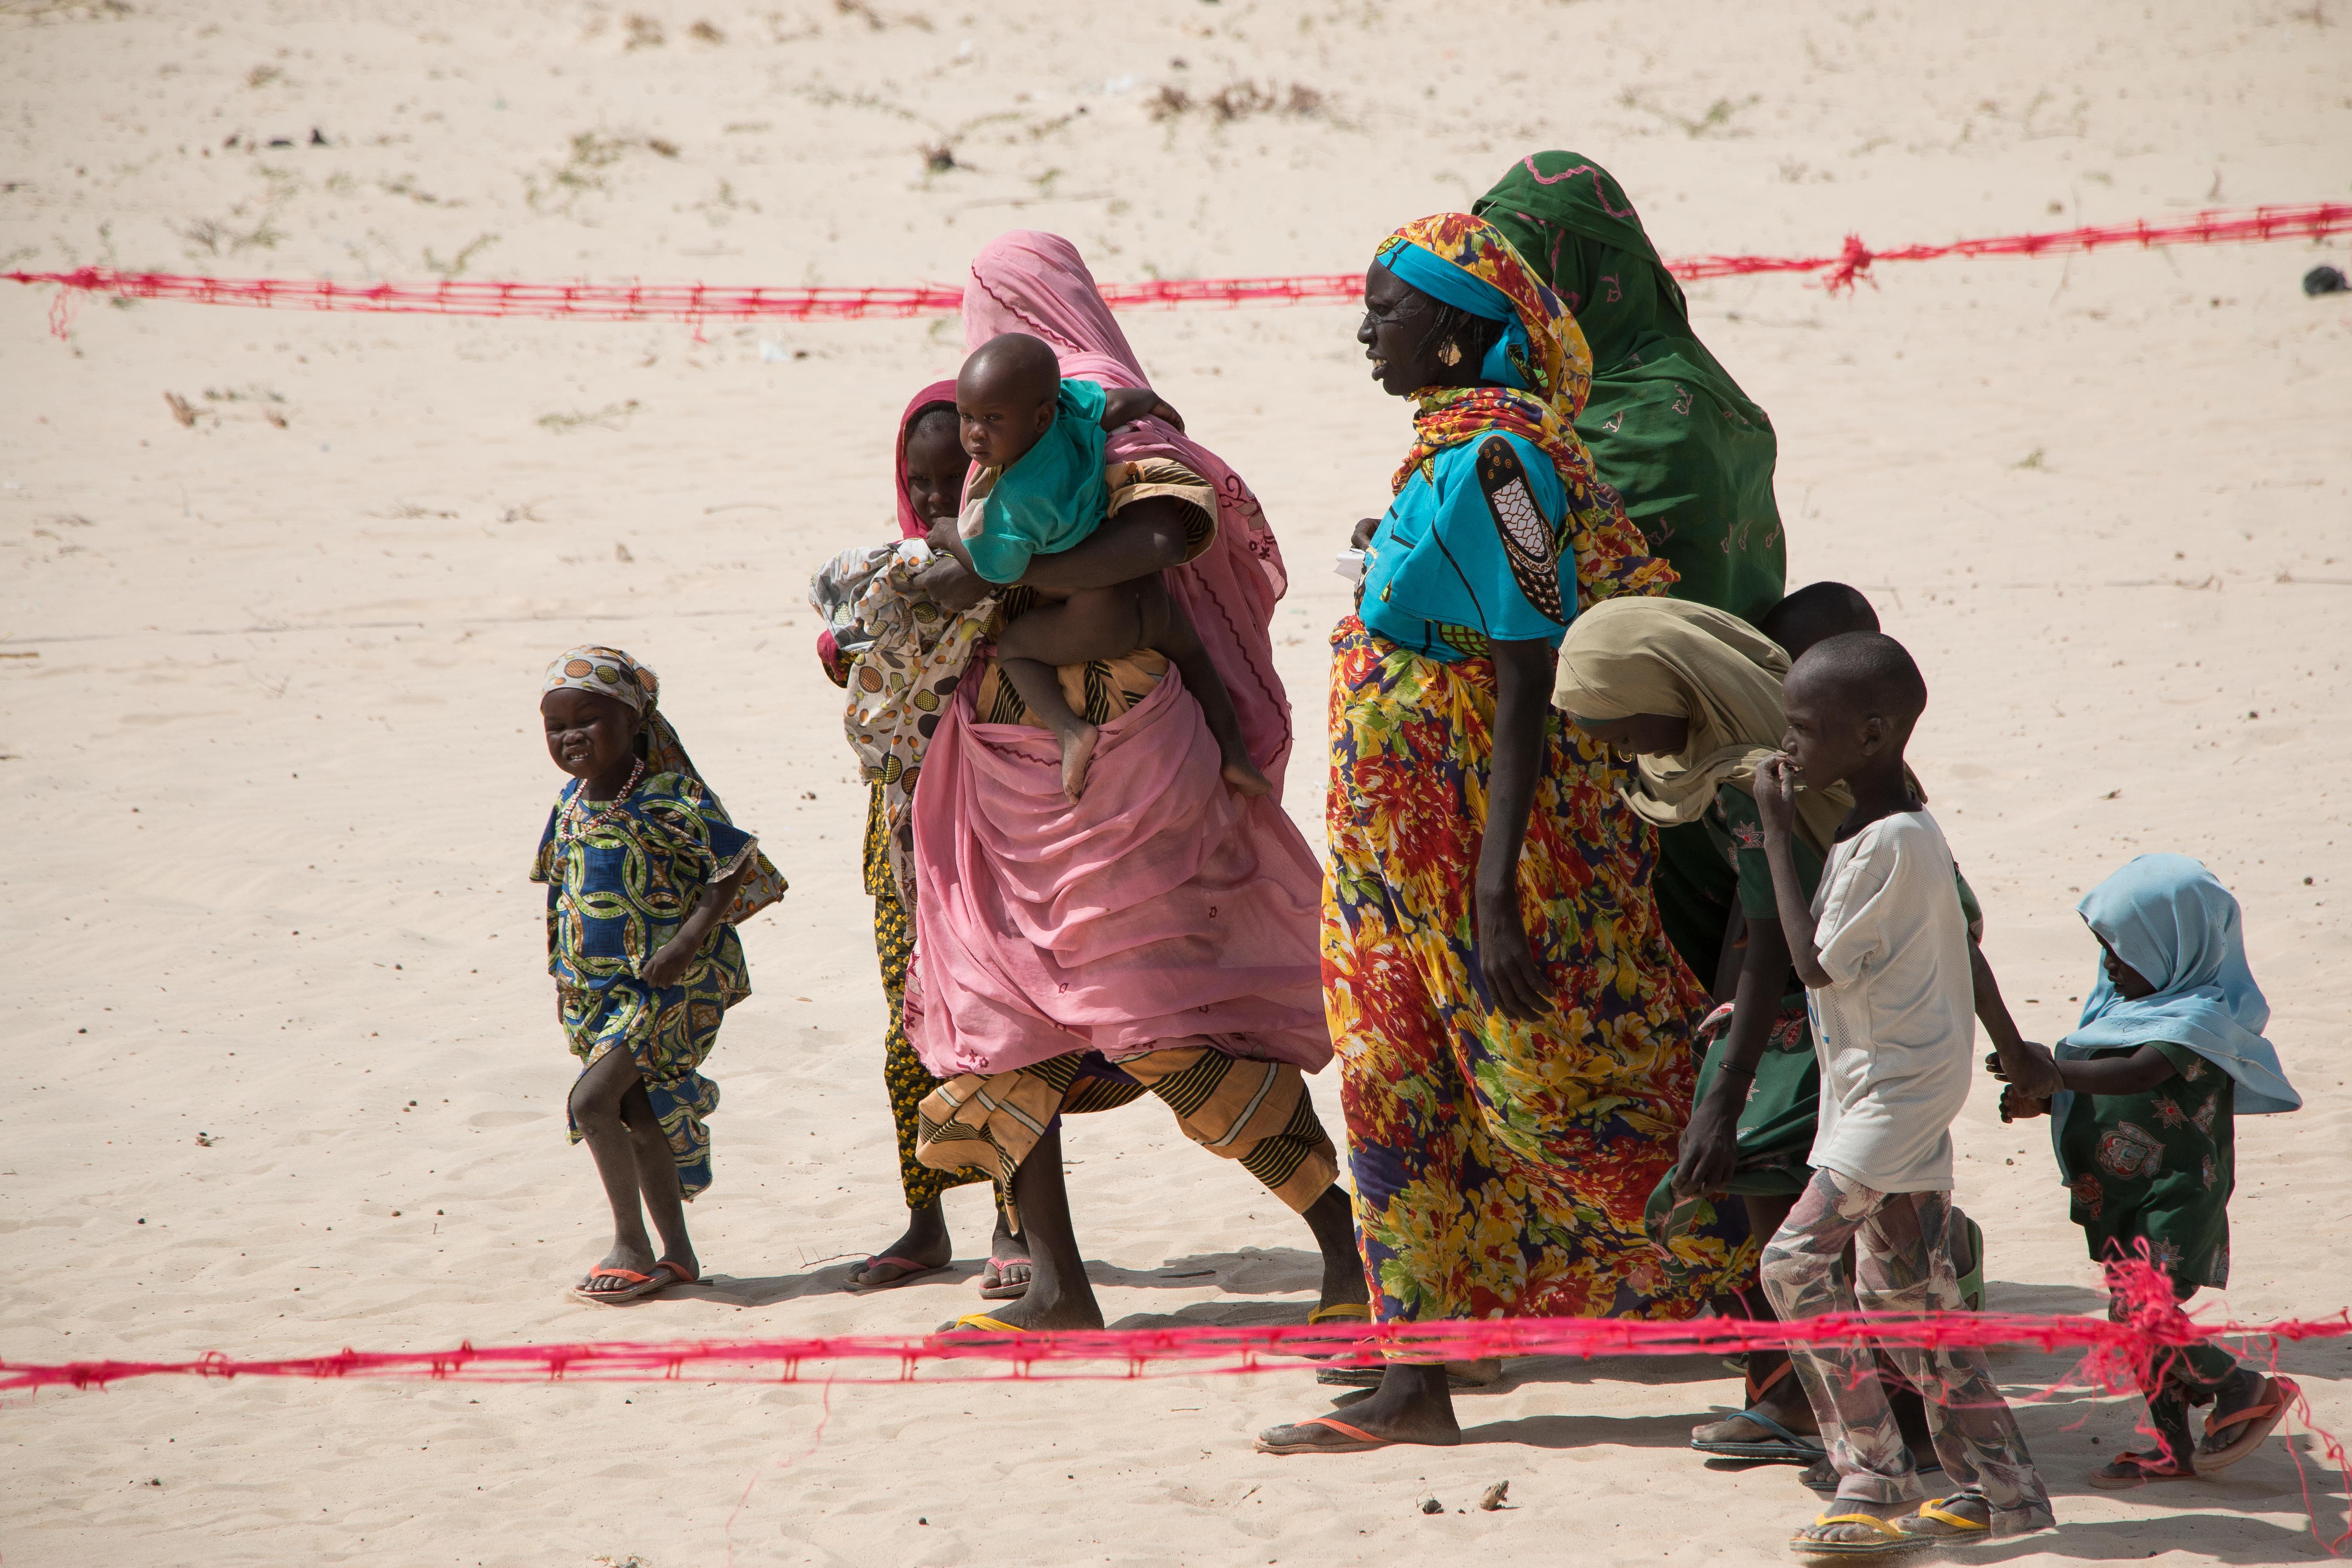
[[1378, 240, 1541, 393], [1372, 213, 1672, 608], [1373, 212, 1590, 419]]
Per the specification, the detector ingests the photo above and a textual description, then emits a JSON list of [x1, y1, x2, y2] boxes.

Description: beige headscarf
[[1552, 598, 1849, 857]]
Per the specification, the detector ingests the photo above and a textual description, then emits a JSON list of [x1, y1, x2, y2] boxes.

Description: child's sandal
[[2086, 1449, 2193, 1489], [2196, 1376, 2295, 1471]]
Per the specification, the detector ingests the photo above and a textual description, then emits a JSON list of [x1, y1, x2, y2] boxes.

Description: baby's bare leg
[[1136, 579, 1271, 799], [996, 586, 1146, 802]]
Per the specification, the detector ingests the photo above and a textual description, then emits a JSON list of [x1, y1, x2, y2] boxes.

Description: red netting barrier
[[8, 203, 2347, 336], [7, 1259, 2345, 1547], [1675, 200, 2352, 291], [7, 1259, 2343, 1395]]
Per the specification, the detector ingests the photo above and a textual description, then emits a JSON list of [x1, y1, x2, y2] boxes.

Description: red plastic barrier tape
[[9, 204, 2348, 335]]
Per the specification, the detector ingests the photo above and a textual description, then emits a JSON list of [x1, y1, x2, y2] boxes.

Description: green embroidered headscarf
[[1474, 152, 1787, 624]]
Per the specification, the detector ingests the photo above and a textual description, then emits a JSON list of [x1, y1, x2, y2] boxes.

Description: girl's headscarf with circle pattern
[[1372, 212, 1673, 608], [543, 645, 701, 782], [541, 644, 787, 922]]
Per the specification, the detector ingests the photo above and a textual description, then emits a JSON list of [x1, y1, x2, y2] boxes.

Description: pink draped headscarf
[[893, 379, 961, 541], [904, 232, 1329, 1080]]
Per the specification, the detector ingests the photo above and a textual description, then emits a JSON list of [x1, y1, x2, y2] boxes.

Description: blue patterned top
[[530, 773, 758, 991], [1360, 431, 1574, 662]]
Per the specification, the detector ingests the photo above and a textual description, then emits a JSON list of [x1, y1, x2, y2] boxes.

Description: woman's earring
[[1437, 340, 1463, 367]]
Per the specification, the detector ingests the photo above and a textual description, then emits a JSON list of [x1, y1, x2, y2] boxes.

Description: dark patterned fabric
[[2059, 1041, 2234, 1290], [531, 771, 758, 1199]]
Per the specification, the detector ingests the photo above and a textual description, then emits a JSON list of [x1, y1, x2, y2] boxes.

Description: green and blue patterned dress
[[533, 772, 760, 1198]]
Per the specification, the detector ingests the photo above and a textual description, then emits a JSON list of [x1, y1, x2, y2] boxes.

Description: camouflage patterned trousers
[[1760, 1167, 2055, 1531]]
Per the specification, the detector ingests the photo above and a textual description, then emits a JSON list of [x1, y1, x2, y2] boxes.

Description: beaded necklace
[[561, 758, 644, 842]]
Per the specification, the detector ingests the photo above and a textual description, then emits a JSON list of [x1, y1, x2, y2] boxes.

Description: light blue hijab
[[2049, 854, 2300, 1170]]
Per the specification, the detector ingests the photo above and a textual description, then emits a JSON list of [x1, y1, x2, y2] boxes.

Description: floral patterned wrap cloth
[[810, 540, 995, 910], [1324, 616, 1751, 1326]]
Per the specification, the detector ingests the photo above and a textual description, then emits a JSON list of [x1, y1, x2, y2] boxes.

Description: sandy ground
[[3, 0, 2350, 1563]]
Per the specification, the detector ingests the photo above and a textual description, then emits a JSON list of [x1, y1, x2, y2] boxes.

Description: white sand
[[3, 0, 2349, 1562]]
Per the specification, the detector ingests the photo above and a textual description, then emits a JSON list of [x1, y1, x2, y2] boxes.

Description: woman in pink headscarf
[[903, 231, 1366, 1333], [814, 381, 1032, 1296]]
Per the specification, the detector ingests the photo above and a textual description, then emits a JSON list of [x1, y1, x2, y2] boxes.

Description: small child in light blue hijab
[[1993, 853, 2299, 1488]]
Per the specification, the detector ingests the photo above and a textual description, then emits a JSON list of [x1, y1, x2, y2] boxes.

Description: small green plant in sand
[[1618, 88, 1761, 138], [175, 210, 287, 257], [538, 401, 642, 434], [1149, 81, 1325, 123], [527, 132, 681, 214], [423, 234, 499, 277]]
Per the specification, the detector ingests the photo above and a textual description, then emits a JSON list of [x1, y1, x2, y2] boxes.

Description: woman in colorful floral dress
[[1256, 214, 1747, 1455]]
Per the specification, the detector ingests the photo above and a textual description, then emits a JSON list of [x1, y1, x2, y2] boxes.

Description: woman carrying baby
[[900, 230, 1366, 1335]]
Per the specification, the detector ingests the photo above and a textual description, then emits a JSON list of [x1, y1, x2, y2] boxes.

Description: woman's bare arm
[[1477, 638, 1556, 1021], [1018, 496, 1194, 594], [916, 499, 1196, 611]]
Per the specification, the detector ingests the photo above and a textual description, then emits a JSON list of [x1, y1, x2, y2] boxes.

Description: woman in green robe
[[1473, 151, 1785, 624], [1475, 151, 1791, 988]]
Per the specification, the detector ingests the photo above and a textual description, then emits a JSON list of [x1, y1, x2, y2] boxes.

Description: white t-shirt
[[1803, 809, 1976, 1194]]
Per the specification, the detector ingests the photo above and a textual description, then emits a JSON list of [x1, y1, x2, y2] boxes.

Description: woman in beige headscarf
[[1554, 597, 1849, 860], [1554, 596, 1988, 1475], [1554, 597, 1856, 1465]]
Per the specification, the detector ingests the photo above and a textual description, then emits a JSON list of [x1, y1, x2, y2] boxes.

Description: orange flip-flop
[[1255, 1415, 1391, 1455], [571, 1267, 655, 1305], [575, 1257, 697, 1305], [2198, 1376, 2298, 1472]]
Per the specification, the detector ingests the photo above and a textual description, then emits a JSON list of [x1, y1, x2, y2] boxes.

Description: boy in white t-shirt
[[1754, 632, 2057, 1556]]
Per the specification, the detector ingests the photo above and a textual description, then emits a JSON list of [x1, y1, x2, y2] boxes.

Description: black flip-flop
[[1690, 1405, 1828, 1464]]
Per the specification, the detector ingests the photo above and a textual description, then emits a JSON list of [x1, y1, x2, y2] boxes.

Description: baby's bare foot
[[1222, 754, 1272, 798], [1060, 723, 1100, 802]]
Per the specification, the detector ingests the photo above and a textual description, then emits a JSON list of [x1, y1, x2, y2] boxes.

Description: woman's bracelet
[[1715, 1060, 1757, 1079]]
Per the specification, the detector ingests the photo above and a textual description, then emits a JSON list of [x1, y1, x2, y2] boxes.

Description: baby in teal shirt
[[948, 332, 1269, 803]]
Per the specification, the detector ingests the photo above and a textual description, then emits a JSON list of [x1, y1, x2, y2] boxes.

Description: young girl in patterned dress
[[1995, 854, 2301, 1486], [535, 646, 784, 1305]]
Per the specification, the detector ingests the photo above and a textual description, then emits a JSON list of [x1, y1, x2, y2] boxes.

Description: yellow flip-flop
[[1306, 1302, 1371, 1325], [1901, 1496, 1990, 1541], [937, 1311, 1024, 1334], [1788, 1511, 1930, 1557]]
